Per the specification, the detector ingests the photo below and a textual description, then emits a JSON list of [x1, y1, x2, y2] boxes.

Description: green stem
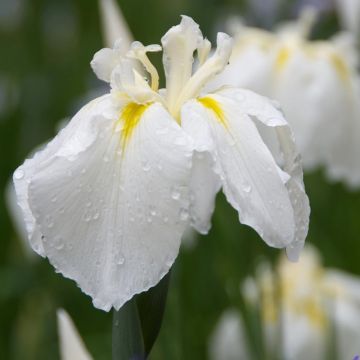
[[112, 270, 172, 360], [112, 298, 145, 360]]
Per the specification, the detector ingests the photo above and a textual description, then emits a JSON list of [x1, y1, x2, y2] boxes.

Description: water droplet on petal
[[117, 254, 125, 265], [51, 196, 57, 203], [14, 168, 24, 180], [171, 187, 181, 200], [83, 211, 92, 222], [54, 236, 64, 250], [243, 184, 252, 193], [150, 206, 157, 216], [179, 208, 189, 221], [45, 215, 54, 228], [142, 160, 151, 172], [93, 211, 100, 220]]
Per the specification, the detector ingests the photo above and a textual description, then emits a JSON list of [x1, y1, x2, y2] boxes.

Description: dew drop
[[93, 211, 100, 220], [14, 168, 24, 180], [117, 254, 125, 265], [51, 196, 57, 203], [45, 215, 54, 228], [142, 160, 151, 172], [171, 187, 181, 200], [243, 184, 252, 193], [54, 236, 64, 250], [179, 208, 189, 221], [83, 211, 92, 222], [163, 216, 169, 223], [59, 207, 65, 214], [150, 206, 157, 216]]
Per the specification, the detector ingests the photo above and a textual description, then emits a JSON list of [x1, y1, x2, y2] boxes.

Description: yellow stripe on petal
[[331, 53, 349, 83], [118, 102, 151, 149], [198, 97, 228, 128], [275, 46, 291, 71]]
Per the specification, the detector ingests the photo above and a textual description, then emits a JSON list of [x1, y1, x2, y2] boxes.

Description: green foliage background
[[0, 0, 359, 359]]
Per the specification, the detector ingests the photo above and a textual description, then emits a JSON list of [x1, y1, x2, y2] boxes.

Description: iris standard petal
[[182, 94, 297, 249], [20, 97, 192, 311], [161, 15, 203, 114]]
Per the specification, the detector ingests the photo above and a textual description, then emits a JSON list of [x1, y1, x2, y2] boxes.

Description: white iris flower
[[213, 13, 360, 187], [13, 16, 309, 311], [210, 246, 360, 360]]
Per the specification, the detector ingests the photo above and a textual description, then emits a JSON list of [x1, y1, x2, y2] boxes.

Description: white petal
[[110, 60, 161, 104], [91, 47, 122, 83], [182, 94, 297, 250], [281, 309, 327, 360], [161, 16, 203, 113], [208, 309, 250, 360], [57, 309, 93, 360], [177, 32, 233, 107], [98, 0, 133, 49], [215, 88, 310, 261], [189, 152, 221, 234], [208, 30, 273, 94], [12, 96, 110, 257], [332, 298, 360, 359], [5, 181, 35, 258], [335, 0, 360, 35], [324, 269, 360, 306], [24, 99, 193, 311]]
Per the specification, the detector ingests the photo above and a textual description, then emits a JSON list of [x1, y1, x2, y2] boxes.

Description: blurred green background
[[1, 0, 359, 359]]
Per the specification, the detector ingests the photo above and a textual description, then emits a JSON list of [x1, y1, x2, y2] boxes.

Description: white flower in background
[[208, 309, 250, 360], [57, 309, 93, 360], [213, 11, 360, 187], [13, 16, 309, 311], [98, 0, 133, 49], [209, 246, 360, 360], [335, 0, 360, 37]]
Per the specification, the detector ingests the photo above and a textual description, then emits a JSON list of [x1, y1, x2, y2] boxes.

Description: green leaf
[[112, 298, 145, 360], [136, 270, 171, 356]]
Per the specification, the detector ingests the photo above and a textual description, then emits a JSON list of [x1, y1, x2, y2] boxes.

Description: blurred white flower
[[57, 309, 93, 360], [208, 309, 250, 360], [213, 13, 360, 187], [13, 16, 309, 311], [210, 246, 360, 360], [335, 0, 360, 37], [98, 0, 133, 50]]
